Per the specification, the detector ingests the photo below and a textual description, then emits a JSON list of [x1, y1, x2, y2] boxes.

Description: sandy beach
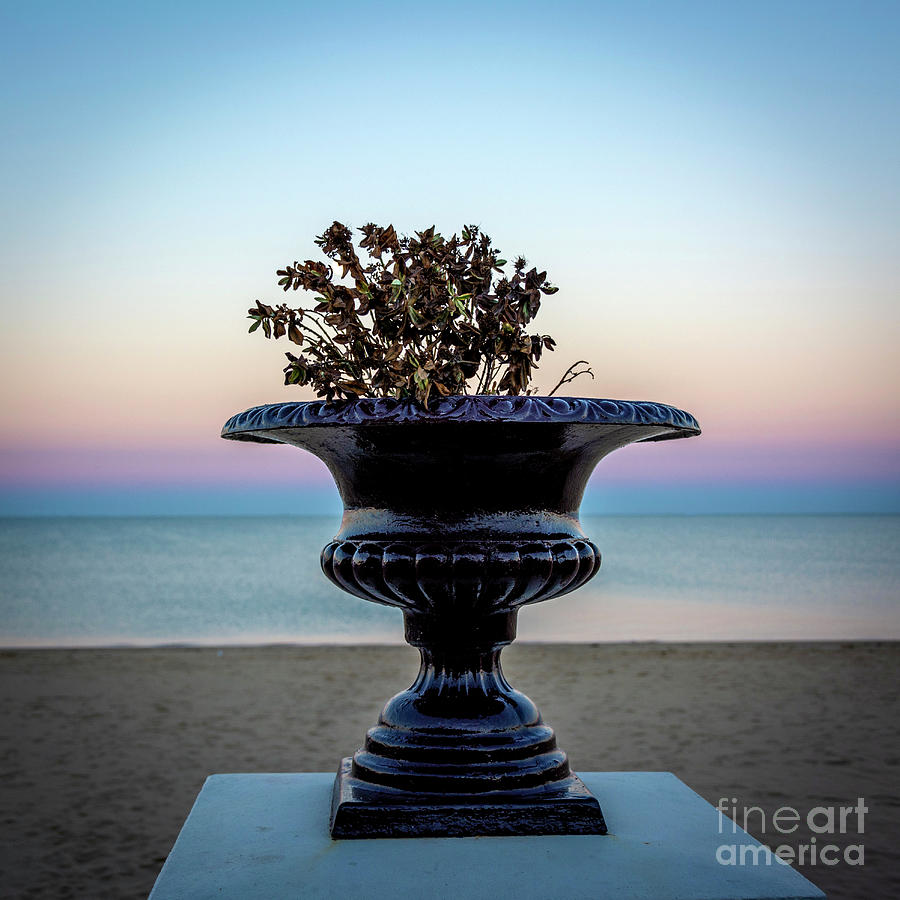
[[1, 641, 897, 899]]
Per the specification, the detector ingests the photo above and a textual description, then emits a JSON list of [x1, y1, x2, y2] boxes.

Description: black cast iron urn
[[221, 395, 700, 838]]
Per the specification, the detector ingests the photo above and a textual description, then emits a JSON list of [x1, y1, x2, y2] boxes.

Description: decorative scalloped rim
[[221, 395, 700, 438]]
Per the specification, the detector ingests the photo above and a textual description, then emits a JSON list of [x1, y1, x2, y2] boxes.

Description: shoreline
[[3, 637, 899, 650]]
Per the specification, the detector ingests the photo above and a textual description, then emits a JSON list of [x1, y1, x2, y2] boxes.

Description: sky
[[0, 0, 898, 515]]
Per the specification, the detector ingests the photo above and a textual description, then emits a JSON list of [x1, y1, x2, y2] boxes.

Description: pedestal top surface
[[149, 772, 825, 900]]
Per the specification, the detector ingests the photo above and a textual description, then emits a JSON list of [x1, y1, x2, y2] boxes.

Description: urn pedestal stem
[[331, 607, 604, 837]]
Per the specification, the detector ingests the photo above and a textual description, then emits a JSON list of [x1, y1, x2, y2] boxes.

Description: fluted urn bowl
[[221, 395, 700, 838]]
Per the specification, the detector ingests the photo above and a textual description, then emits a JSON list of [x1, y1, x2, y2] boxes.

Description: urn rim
[[221, 395, 700, 444]]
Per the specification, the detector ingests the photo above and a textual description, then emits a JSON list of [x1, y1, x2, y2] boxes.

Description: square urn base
[[329, 757, 608, 839]]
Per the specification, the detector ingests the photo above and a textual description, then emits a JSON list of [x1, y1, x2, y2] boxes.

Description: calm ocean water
[[0, 516, 897, 646]]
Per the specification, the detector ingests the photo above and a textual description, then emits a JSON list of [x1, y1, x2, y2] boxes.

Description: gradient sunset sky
[[1, 1, 898, 514]]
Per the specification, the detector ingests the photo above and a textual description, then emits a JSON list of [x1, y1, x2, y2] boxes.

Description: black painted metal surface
[[221, 395, 700, 838]]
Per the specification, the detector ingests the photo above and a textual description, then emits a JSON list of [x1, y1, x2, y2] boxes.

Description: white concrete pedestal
[[149, 772, 825, 899]]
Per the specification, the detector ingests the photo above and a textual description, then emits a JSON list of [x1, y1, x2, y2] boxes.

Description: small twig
[[548, 360, 594, 396], [476, 354, 496, 395]]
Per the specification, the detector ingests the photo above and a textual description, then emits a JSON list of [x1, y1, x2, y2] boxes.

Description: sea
[[0, 515, 897, 647]]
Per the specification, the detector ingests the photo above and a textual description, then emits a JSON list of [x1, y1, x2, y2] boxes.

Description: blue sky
[[1, 0, 898, 514]]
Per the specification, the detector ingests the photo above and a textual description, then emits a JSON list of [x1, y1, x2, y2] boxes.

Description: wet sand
[[1, 642, 897, 899]]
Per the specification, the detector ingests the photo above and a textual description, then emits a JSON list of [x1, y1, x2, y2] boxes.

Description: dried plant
[[247, 221, 592, 404]]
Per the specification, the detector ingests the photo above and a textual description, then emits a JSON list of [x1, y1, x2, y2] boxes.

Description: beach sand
[[1, 642, 897, 899]]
